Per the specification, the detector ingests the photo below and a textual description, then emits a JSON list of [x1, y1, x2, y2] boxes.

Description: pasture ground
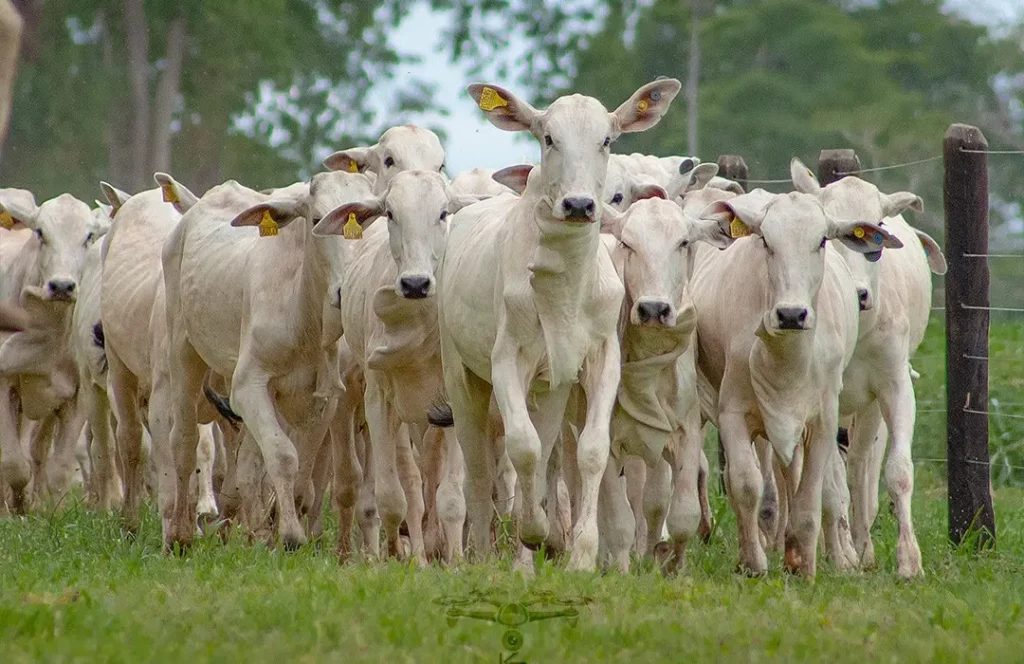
[[1, 321, 1023, 663]]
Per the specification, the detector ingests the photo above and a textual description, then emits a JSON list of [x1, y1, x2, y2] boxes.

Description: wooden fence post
[[818, 149, 861, 185], [944, 123, 996, 548], [716, 154, 748, 191]]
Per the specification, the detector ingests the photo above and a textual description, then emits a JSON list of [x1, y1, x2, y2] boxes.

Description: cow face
[[791, 158, 923, 312], [699, 187, 902, 334], [466, 79, 680, 224], [1, 192, 95, 302], [323, 126, 446, 193], [315, 171, 480, 300], [603, 197, 734, 327]]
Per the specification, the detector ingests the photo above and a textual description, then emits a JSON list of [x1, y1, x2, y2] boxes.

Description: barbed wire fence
[[714, 124, 1022, 548]]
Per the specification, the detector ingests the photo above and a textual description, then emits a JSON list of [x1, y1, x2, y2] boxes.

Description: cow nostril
[[797, 309, 807, 323], [857, 288, 869, 309], [399, 276, 431, 299]]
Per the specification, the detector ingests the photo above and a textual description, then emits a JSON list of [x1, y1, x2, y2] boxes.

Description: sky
[[387, 0, 1023, 175]]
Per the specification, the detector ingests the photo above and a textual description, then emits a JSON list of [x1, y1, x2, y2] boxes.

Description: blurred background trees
[[0, 0, 1020, 246]]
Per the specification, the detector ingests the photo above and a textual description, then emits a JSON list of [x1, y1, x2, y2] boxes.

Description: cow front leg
[[597, 453, 633, 572], [571, 336, 620, 571], [785, 410, 836, 579], [718, 410, 767, 575], [436, 426, 466, 565], [663, 419, 704, 574], [362, 376, 407, 560], [878, 370, 923, 578]]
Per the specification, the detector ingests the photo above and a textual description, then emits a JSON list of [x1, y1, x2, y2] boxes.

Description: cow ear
[[467, 83, 538, 133], [0, 190, 38, 231], [599, 204, 625, 240], [611, 78, 682, 134], [230, 198, 306, 237], [831, 220, 904, 259], [691, 216, 737, 250], [790, 157, 821, 194], [492, 164, 533, 194], [914, 229, 947, 275], [631, 183, 667, 201], [448, 194, 485, 215], [698, 189, 775, 238], [881, 191, 923, 218], [313, 198, 384, 238], [685, 163, 719, 192], [153, 172, 198, 214], [710, 177, 745, 194], [99, 182, 131, 215], [324, 146, 375, 174]]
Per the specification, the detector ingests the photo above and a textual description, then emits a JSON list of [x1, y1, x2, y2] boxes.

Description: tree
[[0, 0, 23, 161]]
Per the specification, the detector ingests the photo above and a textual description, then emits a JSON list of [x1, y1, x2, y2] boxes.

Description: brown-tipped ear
[[631, 183, 668, 201], [914, 229, 947, 275], [881, 191, 924, 218], [230, 198, 306, 237], [312, 198, 384, 238], [153, 172, 199, 214], [790, 157, 821, 195], [831, 220, 904, 259], [323, 146, 375, 174], [466, 83, 538, 132], [599, 204, 625, 240], [99, 182, 131, 215], [492, 164, 533, 194], [611, 78, 682, 134]]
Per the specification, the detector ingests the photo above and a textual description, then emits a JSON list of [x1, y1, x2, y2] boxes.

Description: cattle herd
[[0, 78, 949, 579]]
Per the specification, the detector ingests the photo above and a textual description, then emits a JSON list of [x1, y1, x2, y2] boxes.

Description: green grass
[[2, 485, 1023, 662], [2, 320, 1023, 663]]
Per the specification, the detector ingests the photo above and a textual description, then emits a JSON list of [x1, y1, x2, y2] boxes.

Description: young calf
[[597, 195, 734, 572], [690, 179, 902, 576]]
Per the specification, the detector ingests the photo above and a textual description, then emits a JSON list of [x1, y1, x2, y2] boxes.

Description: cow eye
[[84, 232, 95, 246], [384, 156, 395, 168], [602, 136, 611, 148], [610, 193, 623, 205], [619, 240, 633, 252], [544, 135, 553, 147], [439, 210, 448, 221], [386, 210, 394, 221], [678, 239, 690, 250], [34, 228, 44, 242], [439, 163, 446, 173], [819, 236, 827, 250]]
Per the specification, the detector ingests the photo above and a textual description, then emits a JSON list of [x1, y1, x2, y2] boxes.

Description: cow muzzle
[[857, 287, 873, 311], [772, 305, 811, 331], [633, 299, 675, 327], [556, 195, 596, 222], [398, 274, 433, 300], [46, 278, 77, 302]]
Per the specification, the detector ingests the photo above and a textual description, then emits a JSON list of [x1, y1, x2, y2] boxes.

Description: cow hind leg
[[107, 349, 146, 533], [624, 456, 648, 553], [436, 427, 465, 565], [396, 424, 426, 565], [448, 364, 495, 562], [597, 455, 633, 573], [641, 456, 670, 558], [878, 373, 923, 578], [697, 449, 713, 543]]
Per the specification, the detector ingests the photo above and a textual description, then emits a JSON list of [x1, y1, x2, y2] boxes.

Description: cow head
[[602, 197, 734, 327], [603, 154, 692, 212], [790, 158, 928, 311], [323, 125, 446, 194], [1, 190, 96, 302], [314, 171, 480, 300], [467, 79, 680, 223], [699, 186, 902, 334]]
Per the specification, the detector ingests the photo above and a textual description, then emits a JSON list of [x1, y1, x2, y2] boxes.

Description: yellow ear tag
[[636, 98, 650, 113], [0, 210, 14, 230], [478, 86, 508, 112], [161, 183, 179, 204], [729, 216, 750, 239], [853, 226, 865, 239], [342, 213, 363, 240], [258, 209, 279, 237], [347, 160, 359, 173]]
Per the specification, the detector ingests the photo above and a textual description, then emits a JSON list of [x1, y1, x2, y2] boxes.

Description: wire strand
[[959, 148, 1024, 155], [837, 155, 943, 175]]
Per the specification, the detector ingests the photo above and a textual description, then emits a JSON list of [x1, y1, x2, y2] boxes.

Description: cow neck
[[295, 220, 329, 335], [525, 195, 600, 388], [749, 320, 816, 465]]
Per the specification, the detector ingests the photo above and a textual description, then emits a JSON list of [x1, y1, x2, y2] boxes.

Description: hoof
[[282, 532, 307, 551]]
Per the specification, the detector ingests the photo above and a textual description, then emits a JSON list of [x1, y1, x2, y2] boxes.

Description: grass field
[[1, 320, 1023, 663]]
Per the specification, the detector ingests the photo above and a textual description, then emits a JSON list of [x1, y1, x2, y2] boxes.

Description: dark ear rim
[[312, 199, 384, 237]]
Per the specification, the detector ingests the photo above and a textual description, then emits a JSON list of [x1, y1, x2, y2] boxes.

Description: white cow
[[0, 191, 101, 511], [323, 125, 445, 195], [605, 153, 699, 212], [690, 173, 902, 576], [449, 168, 517, 198], [792, 162, 946, 578], [437, 78, 681, 570], [597, 194, 735, 573], [160, 168, 384, 550], [326, 170, 479, 564]]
